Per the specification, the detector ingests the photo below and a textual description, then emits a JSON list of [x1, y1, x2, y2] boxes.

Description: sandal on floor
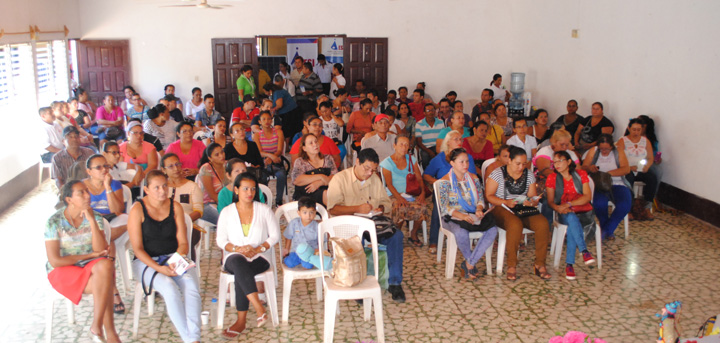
[[89, 329, 106, 343], [408, 237, 423, 247], [460, 262, 470, 279], [534, 265, 552, 280], [256, 312, 268, 328], [428, 244, 437, 254], [506, 267, 517, 281], [113, 294, 125, 315], [222, 328, 242, 339]]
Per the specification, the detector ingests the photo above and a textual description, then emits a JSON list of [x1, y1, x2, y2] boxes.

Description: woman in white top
[[489, 74, 511, 103], [617, 118, 657, 207], [103, 141, 144, 188], [581, 134, 632, 241], [184, 87, 205, 120], [216, 172, 279, 339], [329, 63, 346, 100], [161, 153, 204, 261]]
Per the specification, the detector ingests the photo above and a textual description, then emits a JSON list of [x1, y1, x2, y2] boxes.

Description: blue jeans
[[443, 219, 498, 266], [593, 185, 632, 239], [540, 197, 554, 227], [337, 142, 347, 163], [133, 256, 201, 343], [557, 212, 587, 265], [266, 163, 287, 204], [201, 203, 219, 224], [377, 229, 404, 285]]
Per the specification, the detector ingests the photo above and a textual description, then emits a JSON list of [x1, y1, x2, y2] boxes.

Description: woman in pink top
[[252, 111, 286, 206], [119, 121, 158, 170], [166, 122, 206, 178], [95, 94, 126, 144]]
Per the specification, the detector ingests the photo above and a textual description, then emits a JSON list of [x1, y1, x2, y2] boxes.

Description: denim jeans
[[133, 256, 201, 343], [557, 212, 587, 265], [201, 203, 219, 224], [266, 163, 287, 205], [429, 198, 440, 245], [443, 219, 498, 266], [377, 229, 404, 285], [593, 185, 632, 239]]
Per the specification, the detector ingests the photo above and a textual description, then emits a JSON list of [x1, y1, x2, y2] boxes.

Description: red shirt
[[462, 137, 494, 162], [408, 102, 425, 122], [545, 170, 593, 213], [231, 108, 260, 132], [290, 135, 340, 156]]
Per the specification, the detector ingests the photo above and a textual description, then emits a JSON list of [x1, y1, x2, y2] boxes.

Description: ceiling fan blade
[[160, 4, 196, 7]]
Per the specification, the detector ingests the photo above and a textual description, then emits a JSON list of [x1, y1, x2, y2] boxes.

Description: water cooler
[[508, 72, 532, 119]]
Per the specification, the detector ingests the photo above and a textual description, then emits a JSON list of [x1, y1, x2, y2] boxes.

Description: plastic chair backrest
[[184, 214, 193, 251], [588, 177, 595, 199], [259, 184, 274, 206], [274, 201, 329, 256], [122, 185, 133, 214], [481, 158, 497, 180], [102, 218, 112, 243], [432, 180, 450, 215], [318, 216, 378, 286]]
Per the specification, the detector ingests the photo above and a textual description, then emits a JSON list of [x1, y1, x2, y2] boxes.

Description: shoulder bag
[[404, 154, 422, 197], [501, 167, 541, 218]]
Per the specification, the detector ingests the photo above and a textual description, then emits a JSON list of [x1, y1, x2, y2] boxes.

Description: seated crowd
[[40, 68, 663, 342]]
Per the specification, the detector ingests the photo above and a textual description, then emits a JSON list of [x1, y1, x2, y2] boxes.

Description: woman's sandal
[[428, 244, 437, 254], [222, 328, 242, 340], [534, 265, 552, 280], [113, 294, 125, 315], [506, 267, 517, 281], [89, 329, 106, 343], [256, 312, 268, 328], [408, 237, 423, 247]]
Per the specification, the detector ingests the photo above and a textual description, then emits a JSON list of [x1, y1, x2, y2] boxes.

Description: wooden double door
[[211, 37, 388, 116], [75, 40, 131, 106]]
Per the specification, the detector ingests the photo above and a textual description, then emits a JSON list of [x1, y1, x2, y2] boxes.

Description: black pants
[[322, 83, 331, 95], [625, 171, 659, 202], [224, 255, 270, 311], [190, 229, 201, 262]]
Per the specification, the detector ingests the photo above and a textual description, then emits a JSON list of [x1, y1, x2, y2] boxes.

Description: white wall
[[0, 0, 80, 186], [60, 0, 720, 203]]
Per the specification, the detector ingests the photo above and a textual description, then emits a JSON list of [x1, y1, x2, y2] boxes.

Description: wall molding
[[658, 182, 720, 228]]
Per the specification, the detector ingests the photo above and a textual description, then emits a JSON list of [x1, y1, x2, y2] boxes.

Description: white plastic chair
[[215, 252, 279, 329], [433, 181, 493, 278], [480, 157, 497, 181], [38, 157, 52, 187], [116, 185, 134, 285], [258, 183, 279, 282], [45, 219, 111, 343], [379, 165, 428, 245], [549, 177, 603, 270], [132, 214, 198, 338], [318, 216, 384, 343], [275, 201, 330, 322]]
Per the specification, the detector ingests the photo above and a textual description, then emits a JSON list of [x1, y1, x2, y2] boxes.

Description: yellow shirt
[[327, 168, 393, 216], [487, 124, 505, 154]]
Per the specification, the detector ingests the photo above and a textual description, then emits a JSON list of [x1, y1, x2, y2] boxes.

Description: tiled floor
[[2, 181, 719, 342]]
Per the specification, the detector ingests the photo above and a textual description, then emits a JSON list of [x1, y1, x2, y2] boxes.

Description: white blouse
[[216, 201, 280, 264]]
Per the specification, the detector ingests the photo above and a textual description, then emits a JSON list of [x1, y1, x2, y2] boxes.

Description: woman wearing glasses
[[82, 154, 129, 314], [119, 121, 158, 171], [103, 141, 144, 189]]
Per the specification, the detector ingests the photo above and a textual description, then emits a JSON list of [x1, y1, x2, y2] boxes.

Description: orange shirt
[[346, 111, 375, 144]]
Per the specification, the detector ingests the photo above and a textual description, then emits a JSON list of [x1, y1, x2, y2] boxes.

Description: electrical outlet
[[572, 29, 578, 38]]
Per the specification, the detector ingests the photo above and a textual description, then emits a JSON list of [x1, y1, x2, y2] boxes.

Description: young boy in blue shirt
[[283, 197, 320, 269]]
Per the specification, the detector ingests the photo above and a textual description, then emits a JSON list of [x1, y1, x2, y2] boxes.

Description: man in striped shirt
[[51, 126, 95, 189], [414, 102, 445, 168]]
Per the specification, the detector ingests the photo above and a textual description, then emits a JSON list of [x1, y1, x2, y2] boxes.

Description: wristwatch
[[259, 245, 267, 252]]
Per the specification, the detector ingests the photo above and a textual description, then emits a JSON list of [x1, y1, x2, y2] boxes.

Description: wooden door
[[76, 40, 131, 106], [211, 38, 258, 118], [344, 38, 388, 101]]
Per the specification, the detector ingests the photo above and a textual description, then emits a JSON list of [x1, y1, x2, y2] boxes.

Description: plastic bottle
[[210, 298, 218, 327]]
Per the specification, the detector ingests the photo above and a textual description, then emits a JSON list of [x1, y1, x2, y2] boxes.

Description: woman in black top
[[574, 102, 614, 155], [128, 170, 201, 343], [224, 122, 263, 168]]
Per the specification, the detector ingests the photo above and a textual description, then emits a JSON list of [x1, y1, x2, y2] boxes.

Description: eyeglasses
[[552, 159, 567, 165], [164, 162, 183, 169], [238, 186, 256, 192], [90, 164, 111, 171], [179, 129, 193, 134], [425, 109, 434, 113], [129, 131, 144, 136], [309, 123, 322, 127]]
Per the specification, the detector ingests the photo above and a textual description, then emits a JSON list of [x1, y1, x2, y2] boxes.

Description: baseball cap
[[62, 126, 79, 137], [373, 114, 390, 123]]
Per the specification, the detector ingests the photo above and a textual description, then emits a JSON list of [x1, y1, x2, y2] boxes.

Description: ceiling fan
[[161, 0, 231, 9]]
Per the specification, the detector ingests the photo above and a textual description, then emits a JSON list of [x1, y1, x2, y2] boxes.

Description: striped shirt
[[414, 118, 446, 148], [296, 73, 323, 101], [488, 166, 535, 201], [257, 128, 280, 154]]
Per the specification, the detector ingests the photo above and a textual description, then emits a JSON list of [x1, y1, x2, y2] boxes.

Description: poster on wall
[[286, 38, 318, 66], [321, 37, 343, 64]]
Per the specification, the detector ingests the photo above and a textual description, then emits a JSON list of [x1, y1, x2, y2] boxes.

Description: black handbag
[[501, 167, 541, 218], [510, 205, 541, 218], [447, 214, 496, 232], [366, 215, 398, 241]]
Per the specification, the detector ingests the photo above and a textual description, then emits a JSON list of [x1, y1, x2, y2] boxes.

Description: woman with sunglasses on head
[[546, 150, 595, 280], [216, 172, 279, 339], [119, 121, 158, 171], [128, 170, 201, 343], [82, 154, 129, 315]]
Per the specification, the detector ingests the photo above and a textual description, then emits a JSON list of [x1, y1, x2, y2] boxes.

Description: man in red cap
[[361, 113, 396, 163]]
